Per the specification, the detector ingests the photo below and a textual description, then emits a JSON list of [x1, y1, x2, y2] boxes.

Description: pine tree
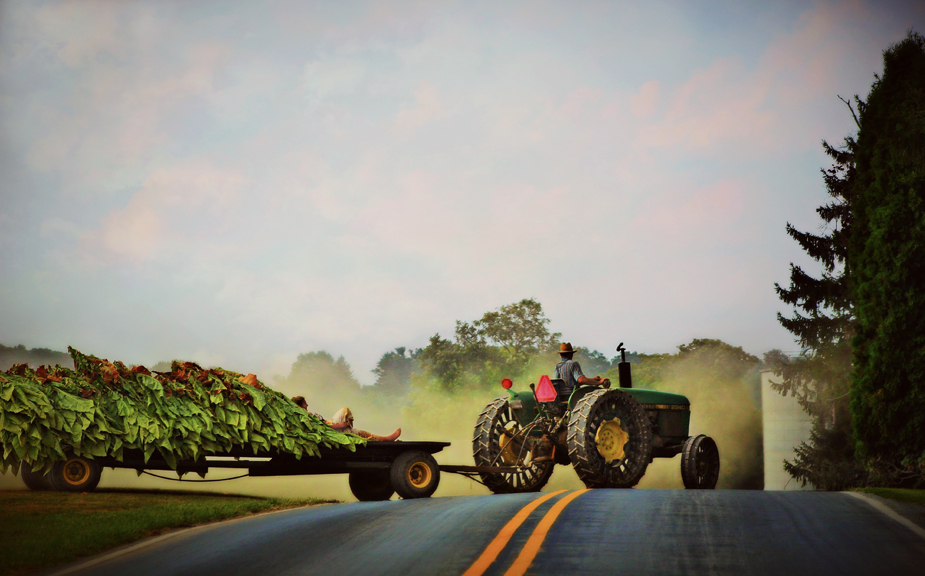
[[770, 102, 863, 489], [849, 31, 925, 483]]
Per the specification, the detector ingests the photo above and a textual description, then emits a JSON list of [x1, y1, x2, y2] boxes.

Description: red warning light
[[501, 378, 513, 389], [535, 375, 558, 403]]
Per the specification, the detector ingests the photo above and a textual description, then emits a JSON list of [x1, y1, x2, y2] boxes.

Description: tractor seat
[[551, 378, 571, 403]]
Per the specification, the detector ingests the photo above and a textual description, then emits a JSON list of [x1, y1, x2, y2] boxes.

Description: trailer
[[19, 442, 524, 501], [20, 442, 450, 501]]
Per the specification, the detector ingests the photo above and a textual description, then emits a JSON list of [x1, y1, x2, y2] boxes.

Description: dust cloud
[[634, 352, 764, 490]]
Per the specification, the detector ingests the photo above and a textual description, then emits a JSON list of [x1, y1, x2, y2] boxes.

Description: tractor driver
[[555, 342, 610, 399]]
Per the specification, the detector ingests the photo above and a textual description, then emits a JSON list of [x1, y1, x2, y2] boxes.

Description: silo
[[761, 369, 814, 490]]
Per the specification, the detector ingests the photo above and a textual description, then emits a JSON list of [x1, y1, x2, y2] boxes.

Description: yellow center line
[[461, 490, 568, 576], [502, 489, 591, 576]]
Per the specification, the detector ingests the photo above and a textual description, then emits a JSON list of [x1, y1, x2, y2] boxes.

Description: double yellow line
[[462, 489, 591, 576]]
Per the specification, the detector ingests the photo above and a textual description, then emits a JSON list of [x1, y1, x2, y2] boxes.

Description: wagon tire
[[681, 434, 720, 489], [567, 388, 652, 488], [472, 397, 555, 494], [21, 464, 54, 491], [390, 451, 440, 499], [48, 455, 102, 492], [349, 469, 395, 501]]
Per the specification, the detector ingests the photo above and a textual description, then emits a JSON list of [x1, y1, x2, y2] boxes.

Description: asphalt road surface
[[51, 490, 925, 576]]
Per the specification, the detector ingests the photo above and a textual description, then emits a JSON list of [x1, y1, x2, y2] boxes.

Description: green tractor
[[472, 343, 720, 492]]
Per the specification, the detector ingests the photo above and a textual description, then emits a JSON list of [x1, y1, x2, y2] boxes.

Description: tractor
[[472, 343, 720, 492]]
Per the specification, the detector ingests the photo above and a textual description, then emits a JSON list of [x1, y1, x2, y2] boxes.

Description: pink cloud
[[392, 82, 447, 134], [631, 179, 747, 242], [636, 56, 775, 151], [80, 162, 245, 264], [630, 80, 660, 118], [635, 0, 884, 154]]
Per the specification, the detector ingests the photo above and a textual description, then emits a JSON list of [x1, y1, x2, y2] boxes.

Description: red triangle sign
[[536, 374, 558, 403]]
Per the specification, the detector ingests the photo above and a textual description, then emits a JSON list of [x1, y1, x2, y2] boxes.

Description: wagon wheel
[[390, 451, 440, 499], [681, 434, 720, 489], [48, 455, 102, 492], [472, 397, 554, 494], [567, 389, 652, 488], [20, 463, 54, 491], [349, 469, 395, 501]]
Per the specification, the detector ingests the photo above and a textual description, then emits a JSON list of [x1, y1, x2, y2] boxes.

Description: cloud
[[31, 0, 124, 68], [634, 0, 888, 156], [14, 4, 231, 197], [636, 56, 775, 152], [631, 179, 748, 243], [80, 162, 245, 263], [392, 82, 447, 134], [301, 55, 367, 101], [630, 80, 660, 118]]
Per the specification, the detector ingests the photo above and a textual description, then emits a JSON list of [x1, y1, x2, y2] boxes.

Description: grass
[[0, 488, 337, 576], [853, 487, 925, 505]]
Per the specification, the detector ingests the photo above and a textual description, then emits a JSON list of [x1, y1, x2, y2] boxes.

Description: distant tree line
[[0, 344, 73, 372]]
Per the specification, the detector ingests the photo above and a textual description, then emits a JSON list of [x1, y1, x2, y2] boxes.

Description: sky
[[1, 0, 922, 385]]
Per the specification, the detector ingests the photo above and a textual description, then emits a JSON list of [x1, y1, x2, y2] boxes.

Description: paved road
[[52, 490, 925, 576]]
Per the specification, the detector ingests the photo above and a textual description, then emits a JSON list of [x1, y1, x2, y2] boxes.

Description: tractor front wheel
[[472, 398, 554, 494], [681, 434, 720, 489], [567, 389, 652, 488]]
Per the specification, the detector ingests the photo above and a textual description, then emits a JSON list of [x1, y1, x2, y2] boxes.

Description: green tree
[[417, 298, 560, 391], [678, 339, 759, 381], [770, 113, 862, 489], [467, 298, 560, 357], [283, 351, 362, 416], [371, 347, 417, 396], [579, 349, 613, 376], [850, 31, 925, 482]]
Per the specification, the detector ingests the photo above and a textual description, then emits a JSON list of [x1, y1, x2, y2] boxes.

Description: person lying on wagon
[[291, 396, 401, 441]]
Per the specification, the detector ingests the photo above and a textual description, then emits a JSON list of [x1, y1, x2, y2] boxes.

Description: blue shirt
[[555, 359, 584, 397]]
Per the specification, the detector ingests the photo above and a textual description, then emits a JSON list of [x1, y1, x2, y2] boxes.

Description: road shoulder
[[843, 491, 925, 539]]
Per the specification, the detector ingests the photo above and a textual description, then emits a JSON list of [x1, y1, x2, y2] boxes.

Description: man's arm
[[571, 362, 610, 388], [577, 374, 611, 388]]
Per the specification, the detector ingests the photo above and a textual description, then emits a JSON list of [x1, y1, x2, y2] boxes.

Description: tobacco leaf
[[0, 347, 365, 474]]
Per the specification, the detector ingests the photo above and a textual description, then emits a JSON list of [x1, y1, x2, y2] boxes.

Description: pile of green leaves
[[0, 347, 365, 475]]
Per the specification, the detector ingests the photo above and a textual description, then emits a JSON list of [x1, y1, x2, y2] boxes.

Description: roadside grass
[[853, 487, 925, 505], [0, 489, 336, 576]]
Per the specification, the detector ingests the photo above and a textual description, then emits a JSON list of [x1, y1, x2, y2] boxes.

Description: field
[[0, 489, 335, 576]]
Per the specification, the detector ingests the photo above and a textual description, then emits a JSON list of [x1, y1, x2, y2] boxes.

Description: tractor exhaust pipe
[[616, 342, 632, 389]]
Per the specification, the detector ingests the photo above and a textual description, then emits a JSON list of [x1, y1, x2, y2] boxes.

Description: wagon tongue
[[535, 375, 558, 403]]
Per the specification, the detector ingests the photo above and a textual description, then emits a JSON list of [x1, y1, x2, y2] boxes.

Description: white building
[[761, 369, 815, 490]]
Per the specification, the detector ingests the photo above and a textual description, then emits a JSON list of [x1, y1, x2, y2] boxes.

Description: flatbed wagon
[[20, 442, 523, 501]]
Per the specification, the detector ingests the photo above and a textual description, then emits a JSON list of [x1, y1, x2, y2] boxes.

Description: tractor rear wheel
[[567, 389, 652, 488], [681, 434, 720, 489], [472, 397, 554, 494]]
